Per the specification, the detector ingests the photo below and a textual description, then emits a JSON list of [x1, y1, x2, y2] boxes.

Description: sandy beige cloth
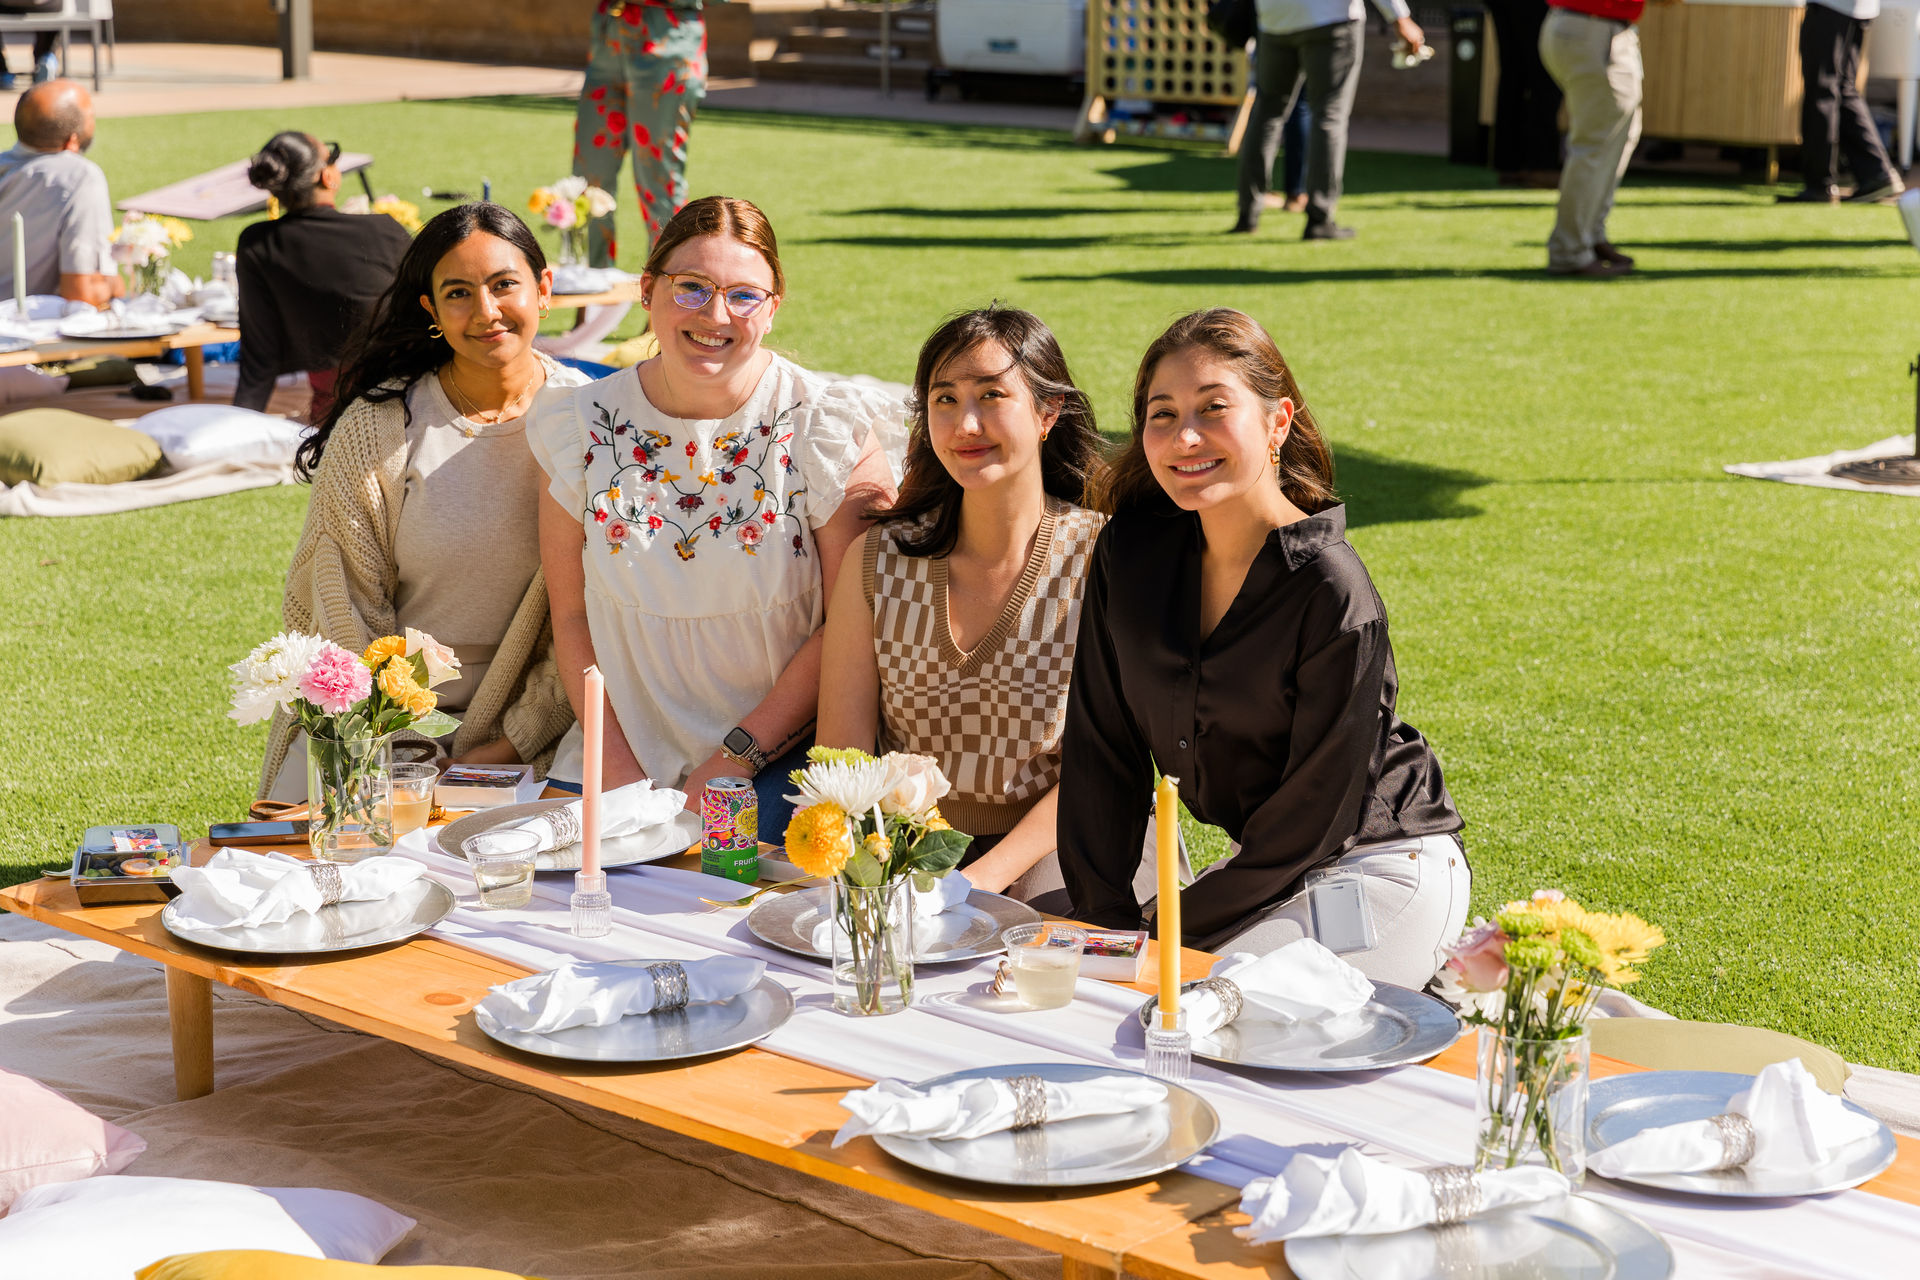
[[0, 457, 297, 518], [0, 914, 1055, 1279]]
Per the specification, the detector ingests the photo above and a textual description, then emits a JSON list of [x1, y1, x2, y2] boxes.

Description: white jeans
[[1212, 832, 1472, 989]]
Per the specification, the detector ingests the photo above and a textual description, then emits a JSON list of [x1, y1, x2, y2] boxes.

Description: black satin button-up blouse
[[1057, 503, 1463, 949]]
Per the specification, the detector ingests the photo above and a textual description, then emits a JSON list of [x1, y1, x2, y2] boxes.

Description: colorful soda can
[[700, 776, 760, 883]]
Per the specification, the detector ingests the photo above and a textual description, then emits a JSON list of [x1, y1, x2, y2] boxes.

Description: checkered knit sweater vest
[[863, 498, 1108, 836]]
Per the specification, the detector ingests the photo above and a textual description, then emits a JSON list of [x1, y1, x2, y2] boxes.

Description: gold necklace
[[442, 363, 542, 436]]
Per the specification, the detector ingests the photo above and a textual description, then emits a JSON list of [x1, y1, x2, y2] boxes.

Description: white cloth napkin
[[477, 956, 767, 1034], [550, 264, 632, 295], [808, 872, 971, 956], [832, 1074, 1167, 1147], [1588, 1058, 1882, 1179], [1236, 1147, 1569, 1243], [1185, 940, 1376, 1038], [169, 850, 425, 930], [507, 780, 685, 853]]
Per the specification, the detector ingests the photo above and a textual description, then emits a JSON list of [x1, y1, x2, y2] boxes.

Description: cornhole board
[[117, 152, 374, 220]]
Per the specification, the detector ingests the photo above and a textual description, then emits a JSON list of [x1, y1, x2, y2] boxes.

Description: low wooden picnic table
[[0, 321, 239, 401]]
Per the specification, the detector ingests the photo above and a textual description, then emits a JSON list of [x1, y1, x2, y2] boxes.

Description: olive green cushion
[[1590, 1018, 1850, 1094], [0, 408, 161, 486], [41, 355, 138, 388]]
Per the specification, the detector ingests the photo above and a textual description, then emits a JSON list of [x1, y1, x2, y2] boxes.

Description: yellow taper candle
[[581, 665, 604, 878], [1156, 773, 1180, 1030]]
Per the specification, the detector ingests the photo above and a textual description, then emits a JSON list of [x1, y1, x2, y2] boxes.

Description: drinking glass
[[1001, 923, 1086, 1011], [388, 762, 438, 836], [463, 829, 539, 910]]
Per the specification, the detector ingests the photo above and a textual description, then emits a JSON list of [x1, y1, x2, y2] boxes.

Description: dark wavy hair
[[1089, 307, 1335, 516], [294, 202, 547, 481], [246, 131, 328, 211], [868, 304, 1101, 557]]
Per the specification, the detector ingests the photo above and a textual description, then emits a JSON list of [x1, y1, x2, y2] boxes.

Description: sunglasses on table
[[663, 273, 774, 319]]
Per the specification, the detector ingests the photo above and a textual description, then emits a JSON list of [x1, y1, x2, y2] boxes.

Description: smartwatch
[[721, 726, 769, 775]]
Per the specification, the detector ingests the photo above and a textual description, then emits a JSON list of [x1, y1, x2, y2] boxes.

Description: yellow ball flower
[[924, 806, 951, 832], [785, 802, 853, 878], [362, 635, 407, 670], [377, 659, 421, 703], [403, 686, 437, 718], [863, 831, 892, 861]]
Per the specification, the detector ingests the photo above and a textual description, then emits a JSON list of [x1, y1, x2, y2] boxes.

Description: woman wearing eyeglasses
[[531, 195, 905, 832], [234, 132, 412, 420]]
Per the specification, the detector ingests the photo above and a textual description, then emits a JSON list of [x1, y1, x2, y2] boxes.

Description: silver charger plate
[[871, 1062, 1219, 1188], [1136, 981, 1461, 1073], [473, 963, 794, 1063], [745, 884, 1040, 964], [1587, 1070, 1897, 1198], [161, 878, 455, 955], [56, 318, 182, 340], [439, 801, 700, 872], [0, 335, 33, 354], [1286, 1195, 1672, 1280]]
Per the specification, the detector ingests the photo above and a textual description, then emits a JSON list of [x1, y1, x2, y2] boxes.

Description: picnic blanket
[[1725, 435, 1920, 496], [0, 914, 1054, 1279]]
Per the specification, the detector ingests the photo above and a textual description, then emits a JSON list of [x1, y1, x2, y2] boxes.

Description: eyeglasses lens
[[669, 276, 769, 318]]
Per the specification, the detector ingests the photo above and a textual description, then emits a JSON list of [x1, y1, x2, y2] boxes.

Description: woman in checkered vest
[[815, 306, 1107, 911]]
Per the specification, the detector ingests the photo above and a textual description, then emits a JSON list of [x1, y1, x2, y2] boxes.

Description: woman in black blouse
[[1058, 308, 1467, 986], [233, 132, 412, 419]]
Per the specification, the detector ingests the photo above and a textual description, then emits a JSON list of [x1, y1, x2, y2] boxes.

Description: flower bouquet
[[339, 192, 424, 234], [110, 212, 192, 298], [528, 176, 617, 266], [784, 749, 973, 1015], [1437, 891, 1665, 1177], [229, 629, 461, 863]]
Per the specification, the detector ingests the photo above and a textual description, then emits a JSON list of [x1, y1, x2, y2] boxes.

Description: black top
[[1057, 503, 1462, 949], [233, 205, 412, 411]]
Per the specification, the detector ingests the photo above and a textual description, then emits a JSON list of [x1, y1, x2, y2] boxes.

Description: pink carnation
[[1444, 921, 1510, 993], [298, 643, 373, 714]]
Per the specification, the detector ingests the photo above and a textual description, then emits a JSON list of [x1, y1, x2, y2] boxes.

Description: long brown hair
[[1090, 308, 1336, 516], [642, 194, 785, 295], [869, 305, 1101, 558]]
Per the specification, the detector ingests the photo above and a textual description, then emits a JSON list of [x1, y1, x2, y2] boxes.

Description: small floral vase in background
[[1474, 1027, 1589, 1179], [558, 226, 585, 267], [306, 732, 394, 864], [831, 878, 914, 1016]]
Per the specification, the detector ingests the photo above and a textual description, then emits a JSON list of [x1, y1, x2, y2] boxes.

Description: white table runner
[[398, 831, 1917, 1278]]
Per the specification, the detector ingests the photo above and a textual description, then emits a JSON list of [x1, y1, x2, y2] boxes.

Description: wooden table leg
[[184, 346, 205, 401], [165, 968, 214, 1100], [1061, 1258, 1118, 1279]]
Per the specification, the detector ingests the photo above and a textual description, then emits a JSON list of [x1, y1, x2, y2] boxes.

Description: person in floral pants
[[572, 0, 709, 266]]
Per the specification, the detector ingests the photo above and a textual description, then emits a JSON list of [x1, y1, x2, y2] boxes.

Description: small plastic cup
[[387, 762, 438, 835], [1001, 923, 1087, 1010], [462, 828, 539, 910]]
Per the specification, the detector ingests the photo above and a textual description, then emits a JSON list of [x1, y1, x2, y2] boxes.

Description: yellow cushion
[[0, 407, 160, 486], [137, 1251, 543, 1280], [1590, 1018, 1851, 1094]]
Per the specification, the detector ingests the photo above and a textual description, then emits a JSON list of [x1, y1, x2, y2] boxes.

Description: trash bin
[[1449, 7, 1490, 166]]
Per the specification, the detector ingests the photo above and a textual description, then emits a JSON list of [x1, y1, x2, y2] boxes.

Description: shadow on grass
[[1335, 445, 1489, 527], [1025, 263, 1915, 284], [1627, 237, 1904, 252], [1401, 196, 1761, 211], [804, 232, 1201, 251], [844, 204, 1195, 219]]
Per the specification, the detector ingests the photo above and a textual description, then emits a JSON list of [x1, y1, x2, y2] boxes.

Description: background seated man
[[0, 79, 121, 308]]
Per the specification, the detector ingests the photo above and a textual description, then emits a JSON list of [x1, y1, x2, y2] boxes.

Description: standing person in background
[[0, 0, 60, 89], [1232, 0, 1426, 240], [1782, 0, 1904, 203], [0, 80, 118, 308], [1538, 0, 1675, 276], [1486, 0, 1563, 186], [233, 132, 413, 418], [572, 0, 709, 265]]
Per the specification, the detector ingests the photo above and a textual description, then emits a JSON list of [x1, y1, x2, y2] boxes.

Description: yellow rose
[[785, 802, 853, 878], [362, 635, 407, 669], [863, 831, 892, 861], [377, 659, 421, 703], [924, 806, 951, 832], [403, 686, 437, 718]]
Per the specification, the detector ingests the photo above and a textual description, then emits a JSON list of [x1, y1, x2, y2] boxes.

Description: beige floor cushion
[[1591, 1018, 1851, 1094], [0, 407, 161, 486]]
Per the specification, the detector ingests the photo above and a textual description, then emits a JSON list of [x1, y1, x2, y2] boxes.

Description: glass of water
[[1001, 923, 1087, 1011], [462, 829, 539, 910]]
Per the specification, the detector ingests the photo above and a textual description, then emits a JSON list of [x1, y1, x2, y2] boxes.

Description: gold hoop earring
[[1270, 442, 1284, 466], [427, 323, 444, 339], [538, 306, 550, 319]]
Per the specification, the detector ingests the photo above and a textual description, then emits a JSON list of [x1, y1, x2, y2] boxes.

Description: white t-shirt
[[527, 354, 908, 788], [0, 143, 114, 296]]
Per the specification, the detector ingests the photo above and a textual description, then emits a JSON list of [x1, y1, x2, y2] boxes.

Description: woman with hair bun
[[233, 131, 411, 417], [258, 203, 588, 801], [1059, 308, 1467, 986]]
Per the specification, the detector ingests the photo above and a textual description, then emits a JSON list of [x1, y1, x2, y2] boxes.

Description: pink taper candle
[[1156, 774, 1181, 1030], [581, 665, 604, 878]]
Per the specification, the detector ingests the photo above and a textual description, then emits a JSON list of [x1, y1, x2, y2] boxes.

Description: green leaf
[[905, 827, 970, 876], [411, 709, 460, 738], [409, 652, 429, 685], [911, 869, 937, 894], [844, 847, 886, 887]]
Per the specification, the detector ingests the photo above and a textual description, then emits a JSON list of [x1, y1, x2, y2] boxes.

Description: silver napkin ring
[[1005, 1074, 1048, 1129], [540, 806, 582, 848], [645, 961, 690, 1014], [1196, 975, 1244, 1027], [1424, 1164, 1483, 1225], [990, 959, 1014, 997], [306, 861, 345, 906], [1708, 1111, 1757, 1171]]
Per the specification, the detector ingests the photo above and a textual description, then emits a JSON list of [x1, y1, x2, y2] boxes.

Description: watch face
[[724, 727, 755, 756]]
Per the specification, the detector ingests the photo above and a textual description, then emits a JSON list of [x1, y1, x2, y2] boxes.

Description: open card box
[[70, 824, 188, 905]]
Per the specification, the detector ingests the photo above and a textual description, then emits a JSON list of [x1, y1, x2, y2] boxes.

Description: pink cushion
[[0, 1067, 146, 1212]]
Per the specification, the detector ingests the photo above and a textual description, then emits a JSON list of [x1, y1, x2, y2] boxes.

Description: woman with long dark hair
[[233, 131, 411, 417], [1059, 308, 1467, 985], [815, 306, 1105, 905], [258, 203, 587, 800]]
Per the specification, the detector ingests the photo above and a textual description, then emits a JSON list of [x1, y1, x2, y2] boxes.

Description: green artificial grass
[[2, 99, 1917, 1069]]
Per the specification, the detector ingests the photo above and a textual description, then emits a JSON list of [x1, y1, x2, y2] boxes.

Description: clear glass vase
[[306, 733, 394, 864], [1474, 1027, 1589, 1180], [558, 226, 585, 267], [831, 878, 914, 1016]]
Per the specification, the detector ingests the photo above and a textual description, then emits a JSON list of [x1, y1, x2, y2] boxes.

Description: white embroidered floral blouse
[[528, 354, 907, 787]]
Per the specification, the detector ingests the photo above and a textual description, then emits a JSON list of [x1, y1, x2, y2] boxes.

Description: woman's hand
[[446, 737, 522, 767], [677, 750, 741, 812]]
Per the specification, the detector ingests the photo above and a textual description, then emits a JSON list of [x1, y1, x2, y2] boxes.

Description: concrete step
[[752, 50, 934, 85]]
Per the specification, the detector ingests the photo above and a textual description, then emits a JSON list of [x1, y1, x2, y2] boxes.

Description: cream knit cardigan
[[257, 375, 574, 798]]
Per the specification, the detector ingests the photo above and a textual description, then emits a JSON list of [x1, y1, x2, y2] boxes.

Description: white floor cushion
[[133, 403, 308, 470]]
